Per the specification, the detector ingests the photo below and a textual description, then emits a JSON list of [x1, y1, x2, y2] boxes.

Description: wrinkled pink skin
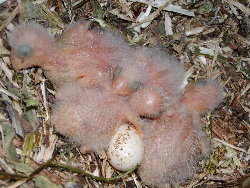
[[8, 21, 223, 186]]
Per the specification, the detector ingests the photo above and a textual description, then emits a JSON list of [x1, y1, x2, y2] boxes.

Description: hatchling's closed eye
[[15, 44, 33, 58], [112, 63, 146, 96]]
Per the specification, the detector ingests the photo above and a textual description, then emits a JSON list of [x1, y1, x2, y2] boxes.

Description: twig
[[228, 0, 250, 15], [0, 6, 19, 32], [0, 59, 19, 88], [2, 157, 138, 183], [27, 158, 55, 180], [213, 138, 250, 155], [5, 157, 56, 187], [50, 161, 138, 182], [0, 171, 28, 179], [0, 158, 15, 174], [0, 99, 24, 138], [6, 178, 29, 188], [0, 86, 19, 101], [128, 0, 172, 29], [40, 78, 49, 122]]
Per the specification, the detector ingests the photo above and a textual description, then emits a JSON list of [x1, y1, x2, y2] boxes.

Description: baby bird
[[8, 21, 130, 88], [137, 79, 223, 186], [138, 107, 205, 186], [52, 84, 142, 154]]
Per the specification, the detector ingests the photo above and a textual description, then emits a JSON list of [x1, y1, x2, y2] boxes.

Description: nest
[[0, 0, 249, 187]]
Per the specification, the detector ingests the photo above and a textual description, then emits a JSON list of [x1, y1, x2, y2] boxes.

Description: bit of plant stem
[[50, 161, 138, 182], [1, 157, 138, 183]]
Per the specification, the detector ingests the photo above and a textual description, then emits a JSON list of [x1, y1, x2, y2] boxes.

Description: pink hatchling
[[137, 80, 223, 186], [8, 21, 131, 88], [52, 84, 142, 154]]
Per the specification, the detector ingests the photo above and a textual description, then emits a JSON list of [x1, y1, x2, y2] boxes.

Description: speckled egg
[[107, 123, 144, 171]]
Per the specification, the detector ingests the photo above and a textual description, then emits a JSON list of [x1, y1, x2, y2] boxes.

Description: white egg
[[107, 123, 144, 171]]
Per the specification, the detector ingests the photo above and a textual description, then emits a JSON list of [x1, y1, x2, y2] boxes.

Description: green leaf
[[33, 175, 62, 188], [1, 123, 18, 161], [21, 132, 41, 162], [6, 144, 19, 162], [10, 162, 34, 175], [90, 0, 104, 19], [197, 2, 213, 14], [24, 1, 39, 20], [23, 97, 39, 108], [2, 123, 15, 149], [23, 109, 38, 129]]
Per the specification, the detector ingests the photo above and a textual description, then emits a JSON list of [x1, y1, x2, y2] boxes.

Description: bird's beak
[[12, 63, 22, 72], [10, 55, 23, 72], [10, 52, 26, 73]]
